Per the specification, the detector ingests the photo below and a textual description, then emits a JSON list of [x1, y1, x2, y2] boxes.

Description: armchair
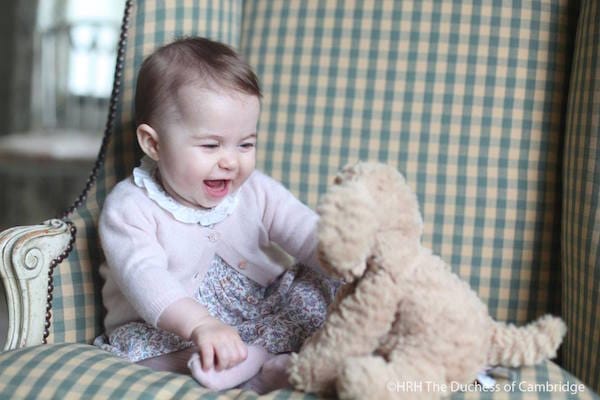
[[1, 0, 598, 399]]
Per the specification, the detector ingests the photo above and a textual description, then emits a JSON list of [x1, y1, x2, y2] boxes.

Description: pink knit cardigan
[[99, 170, 320, 334]]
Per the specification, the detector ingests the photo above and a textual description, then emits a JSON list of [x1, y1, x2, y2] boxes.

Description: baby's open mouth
[[203, 179, 230, 197]]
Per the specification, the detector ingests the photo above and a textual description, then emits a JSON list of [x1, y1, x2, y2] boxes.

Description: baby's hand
[[190, 316, 248, 371]]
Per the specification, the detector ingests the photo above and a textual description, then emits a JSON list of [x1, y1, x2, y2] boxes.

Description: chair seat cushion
[[0, 343, 308, 399], [0, 343, 596, 399]]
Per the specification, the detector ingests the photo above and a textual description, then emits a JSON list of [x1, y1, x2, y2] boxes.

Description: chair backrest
[[48, 0, 575, 347], [561, 0, 600, 390]]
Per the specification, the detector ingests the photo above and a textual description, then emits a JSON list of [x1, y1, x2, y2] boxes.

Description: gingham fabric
[[0, 344, 596, 400], [0, 344, 309, 399], [562, 0, 600, 394], [0, 0, 594, 398], [243, 0, 569, 323]]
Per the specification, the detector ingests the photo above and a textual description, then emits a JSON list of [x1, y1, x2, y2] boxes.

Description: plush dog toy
[[288, 162, 566, 399]]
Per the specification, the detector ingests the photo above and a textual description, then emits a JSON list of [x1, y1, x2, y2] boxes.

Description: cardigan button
[[238, 260, 248, 269], [207, 231, 220, 242]]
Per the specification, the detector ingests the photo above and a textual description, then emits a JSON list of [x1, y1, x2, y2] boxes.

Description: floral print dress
[[95, 256, 338, 361], [94, 158, 339, 362]]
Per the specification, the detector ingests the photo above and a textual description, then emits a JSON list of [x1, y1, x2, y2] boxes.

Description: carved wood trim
[[0, 220, 72, 350]]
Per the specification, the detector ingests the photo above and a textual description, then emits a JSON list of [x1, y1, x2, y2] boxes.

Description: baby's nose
[[218, 150, 238, 170]]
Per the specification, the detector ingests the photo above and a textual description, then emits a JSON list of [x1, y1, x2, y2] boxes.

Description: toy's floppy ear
[[317, 180, 378, 281]]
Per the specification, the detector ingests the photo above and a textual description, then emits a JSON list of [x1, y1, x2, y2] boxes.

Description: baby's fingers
[[215, 339, 247, 370], [214, 345, 232, 371], [236, 340, 248, 363], [198, 342, 215, 371]]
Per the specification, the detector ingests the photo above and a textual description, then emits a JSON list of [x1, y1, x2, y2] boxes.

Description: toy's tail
[[487, 315, 567, 367]]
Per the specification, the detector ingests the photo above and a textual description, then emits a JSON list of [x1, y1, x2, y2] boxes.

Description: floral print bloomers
[[197, 255, 338, 353], [95, 256, 339, 361]]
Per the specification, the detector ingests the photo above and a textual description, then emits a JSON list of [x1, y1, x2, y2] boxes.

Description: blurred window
[[33, 0, 124, 132]]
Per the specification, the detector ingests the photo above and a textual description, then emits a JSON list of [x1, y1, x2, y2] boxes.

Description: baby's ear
[[136, 123, 160, 161]]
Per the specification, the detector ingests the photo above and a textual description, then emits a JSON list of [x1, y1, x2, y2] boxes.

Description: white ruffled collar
[[132, 156, 239, 226]]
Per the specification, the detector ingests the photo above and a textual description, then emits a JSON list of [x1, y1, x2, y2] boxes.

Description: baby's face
[[155, 85, 260, 209]]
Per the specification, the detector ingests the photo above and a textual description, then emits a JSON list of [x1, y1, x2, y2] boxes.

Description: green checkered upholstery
[[0, 344, 312, 399], [243, 0, 569, 326], [1, 0, 598, 398], [0, 344, 596, 399], [562, 0, 600, 392]]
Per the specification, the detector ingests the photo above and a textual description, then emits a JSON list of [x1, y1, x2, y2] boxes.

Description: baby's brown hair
[[134, 37, 261, 128]]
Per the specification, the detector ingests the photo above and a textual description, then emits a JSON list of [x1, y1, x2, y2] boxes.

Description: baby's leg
[[237, 268, 335, 394], [136, 346, 196, 375], [187, 345, 272, 391], [240, 353, 292, 394]]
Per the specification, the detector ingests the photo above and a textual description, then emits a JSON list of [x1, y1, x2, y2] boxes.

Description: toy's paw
[[288, 352, 337, 395], [337, 356, 391, 400]]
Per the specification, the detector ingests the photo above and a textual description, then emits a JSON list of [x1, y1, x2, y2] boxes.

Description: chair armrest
[[0, 219, 73, 351]]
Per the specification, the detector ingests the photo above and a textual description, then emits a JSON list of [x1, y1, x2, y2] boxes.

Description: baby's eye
[[200, 144, 219, 149], [240, 143, 255, 149]]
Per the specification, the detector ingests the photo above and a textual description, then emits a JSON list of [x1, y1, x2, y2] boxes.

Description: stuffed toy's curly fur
[[288, 162, 567, 400]]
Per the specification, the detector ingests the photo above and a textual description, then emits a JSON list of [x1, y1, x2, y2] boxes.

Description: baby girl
[[94, 36, 337, 393]]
